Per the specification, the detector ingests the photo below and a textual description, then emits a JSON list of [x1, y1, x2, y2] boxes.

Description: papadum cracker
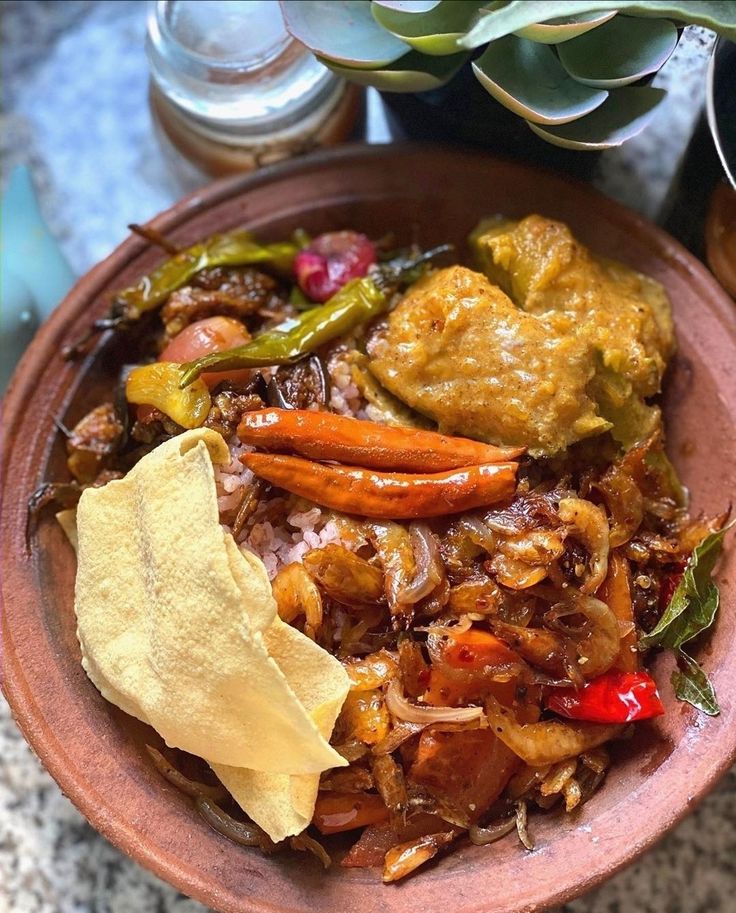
[[74, 429, 348, 816], [212, 617, 349, 841]]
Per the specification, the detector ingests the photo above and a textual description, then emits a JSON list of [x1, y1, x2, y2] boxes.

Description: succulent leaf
[[372, 1, 442, 11], [461, 1, 736, 49], [515, 11, 617, 44], [318, 49, 468, 91], [558, 16, 678, 87], [472, 35, 608, 125], [527, 86, 667, 149], [371, 0, 487, 56], [280, 0, 410, 68]]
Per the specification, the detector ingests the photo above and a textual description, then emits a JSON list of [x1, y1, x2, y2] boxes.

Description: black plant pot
[[380, 64, 601, 180]]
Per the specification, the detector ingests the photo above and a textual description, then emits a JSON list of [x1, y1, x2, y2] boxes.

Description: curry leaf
[[639, 521, 734, 650], [672, 651, 720, 716], [460, 1, 736, 49], [665, 580, 720, 647]]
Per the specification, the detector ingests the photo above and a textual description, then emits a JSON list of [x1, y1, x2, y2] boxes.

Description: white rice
[[239, 502, 352, 580], [328, 356, 365, 417]]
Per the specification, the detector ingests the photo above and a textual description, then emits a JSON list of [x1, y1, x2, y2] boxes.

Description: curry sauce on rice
[[38, 217, 731, 882]]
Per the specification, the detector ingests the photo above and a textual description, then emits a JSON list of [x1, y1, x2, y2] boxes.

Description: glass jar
[[146, 0, 363, 179]]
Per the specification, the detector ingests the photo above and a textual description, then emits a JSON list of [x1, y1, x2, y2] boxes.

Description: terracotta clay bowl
[[2, 145, 736, 913]]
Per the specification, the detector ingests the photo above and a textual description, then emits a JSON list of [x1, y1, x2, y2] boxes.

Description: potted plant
[[280, 1, 736, 160]]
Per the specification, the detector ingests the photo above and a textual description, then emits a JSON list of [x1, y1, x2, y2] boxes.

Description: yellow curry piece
[[368, 215, 674, 456]]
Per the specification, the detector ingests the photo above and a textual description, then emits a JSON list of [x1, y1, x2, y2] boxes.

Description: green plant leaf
[[280, 0, 410, 68], [527, 85, 666, 149], [318, 49, 468, 91], [515, 11, 617, 44], [472, 35, 608, 125], [371, 0, 487, 55], [460, 1, 736, 49], [373, 1, 441, 11], [558, 15, 678, 87], [639, 521, 734, 650], [672, 651, 720, 716]]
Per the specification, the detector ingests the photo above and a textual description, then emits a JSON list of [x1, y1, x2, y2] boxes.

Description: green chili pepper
[[177, 243, 453, 388], [114, 230, 299, 319], [178, 277, 386, 387]]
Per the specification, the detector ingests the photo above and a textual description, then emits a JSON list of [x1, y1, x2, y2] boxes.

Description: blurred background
[[1, 2, 735, 912]]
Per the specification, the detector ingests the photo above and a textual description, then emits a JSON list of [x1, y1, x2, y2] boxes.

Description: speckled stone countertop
[[1, 3, 734, 912]]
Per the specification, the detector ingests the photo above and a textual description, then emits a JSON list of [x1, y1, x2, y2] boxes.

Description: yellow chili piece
[[242, 452, 518, 519], [126, 362, 210, 429]]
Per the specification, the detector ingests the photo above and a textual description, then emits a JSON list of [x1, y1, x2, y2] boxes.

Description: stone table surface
[[1, 3, 734, 913]]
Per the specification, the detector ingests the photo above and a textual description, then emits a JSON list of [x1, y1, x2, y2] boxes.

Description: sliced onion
[[516, 800, 535, 851], [414, 614, 474, 636], [396, 523, 444, 605], [332, 739, 370, 762], [544, 588, 620, 679], [458, 515, 497, 553], [385, 680, 484, 724], [145, 745, 228, 800], [482, 514, 525, 535], [372, 720, 427, 756], [196, 797, 274, 850], [424, 625, 524, 685], [469, 816, 516, 846], [290, 833, 331, 868], [528, 672, 577, 689], [562, 777, 583, 812]]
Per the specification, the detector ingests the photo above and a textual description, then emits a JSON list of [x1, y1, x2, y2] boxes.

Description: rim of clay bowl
[[2, 143, 736, 913]]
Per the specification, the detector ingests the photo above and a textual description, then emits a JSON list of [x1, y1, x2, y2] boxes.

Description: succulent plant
[[280, 1, 736, 150]]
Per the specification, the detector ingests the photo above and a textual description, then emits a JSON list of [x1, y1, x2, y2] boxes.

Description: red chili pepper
[[313, 792, 389, 835], [546, 671, 665, 723], [242, 452, 518, 519]]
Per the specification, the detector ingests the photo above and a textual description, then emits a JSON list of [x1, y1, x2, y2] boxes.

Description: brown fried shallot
[[543, 587, 620, 679], [303, 544, 385, 605]]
